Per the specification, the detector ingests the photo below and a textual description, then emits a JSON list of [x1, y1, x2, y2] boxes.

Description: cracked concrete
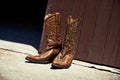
[[0, 40, 120, 80]]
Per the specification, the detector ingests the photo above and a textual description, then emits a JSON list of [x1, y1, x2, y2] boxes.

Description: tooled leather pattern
[[45, 14, 61, 50], [63, 20, 79, 52], [56, 14, 61, 44]]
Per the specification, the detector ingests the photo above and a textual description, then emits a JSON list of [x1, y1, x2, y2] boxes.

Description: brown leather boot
[[25, 12, 62, 63], [52, 16, 79, 68]]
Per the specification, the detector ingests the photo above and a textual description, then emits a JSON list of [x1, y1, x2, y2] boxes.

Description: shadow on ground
[[0, 24, 42, 50]]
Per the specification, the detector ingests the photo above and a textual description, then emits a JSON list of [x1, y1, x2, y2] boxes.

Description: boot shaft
[[63, 16, 79, 52], [44, 12, 62, 50]]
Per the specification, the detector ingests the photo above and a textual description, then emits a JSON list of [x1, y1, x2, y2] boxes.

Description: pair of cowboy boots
[[25, 12, 79, 69]]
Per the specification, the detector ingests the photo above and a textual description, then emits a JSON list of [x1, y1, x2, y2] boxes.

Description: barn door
[[39, 0, 120, 68]]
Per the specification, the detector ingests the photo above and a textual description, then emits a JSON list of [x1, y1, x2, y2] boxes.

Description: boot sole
[[51, 64, 70, 69]]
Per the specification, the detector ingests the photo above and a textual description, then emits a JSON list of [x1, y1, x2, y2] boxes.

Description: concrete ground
[[0, 25, 120, 80], [0, 40, 120, 80]]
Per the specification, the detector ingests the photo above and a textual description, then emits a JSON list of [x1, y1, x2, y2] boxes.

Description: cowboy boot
[[52, 16, 79, 68], [25, 12, 62, 63]]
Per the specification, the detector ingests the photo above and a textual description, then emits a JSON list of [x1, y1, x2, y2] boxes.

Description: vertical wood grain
[[102, 0, 120, 67], [76, 0, 100, 60], [88, 0, 113, 63]]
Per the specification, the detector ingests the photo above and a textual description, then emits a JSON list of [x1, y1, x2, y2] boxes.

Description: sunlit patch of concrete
[[0, 40, 120, 80], [0, 39, 38, 55]]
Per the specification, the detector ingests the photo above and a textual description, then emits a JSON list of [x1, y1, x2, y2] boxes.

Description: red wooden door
[[39, 0, 120, 68]]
